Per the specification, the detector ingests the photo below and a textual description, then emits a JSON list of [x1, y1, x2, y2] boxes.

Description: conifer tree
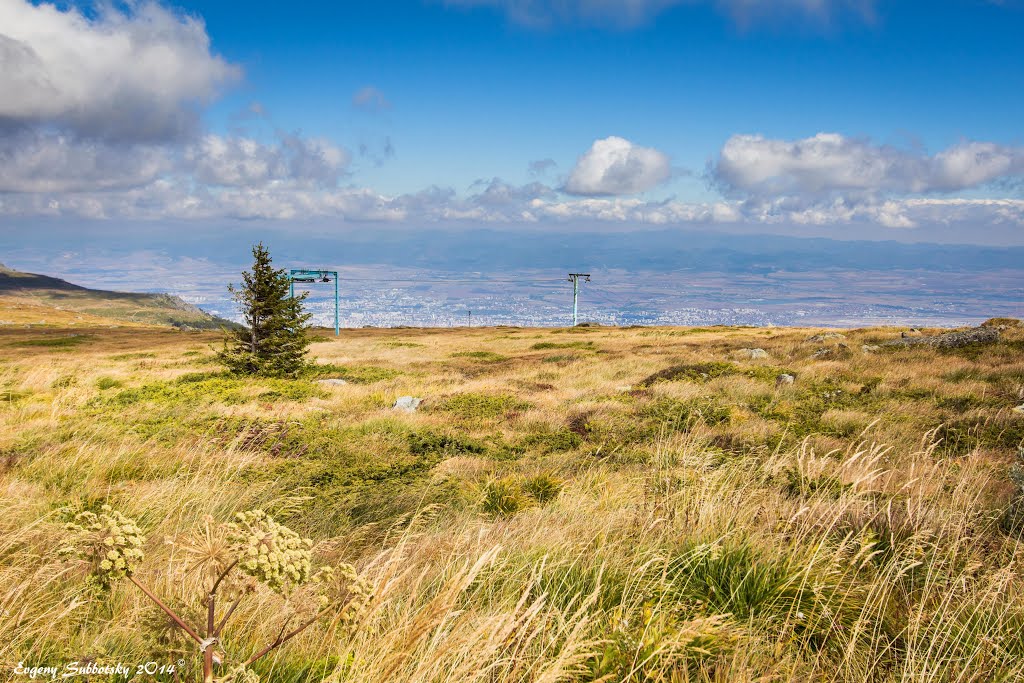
[[219, 243, 312, 377]]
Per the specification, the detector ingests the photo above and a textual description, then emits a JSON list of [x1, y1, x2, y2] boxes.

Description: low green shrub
[[433, 393, 532, 419], [92, 373, 322, 408], [306, 363, 400, 384]]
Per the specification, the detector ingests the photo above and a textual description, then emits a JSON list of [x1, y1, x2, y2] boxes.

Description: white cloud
[[1, 169, 1022, 236], [0, 0, 239, 142], [714, 133, 1024, 197], [187, 134, 349, 188], [564, 136, 671, 196], [0, 130, 172, 193]]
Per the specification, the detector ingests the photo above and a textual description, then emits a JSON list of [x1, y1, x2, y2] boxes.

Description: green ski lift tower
[[289, 269, 339, 336]]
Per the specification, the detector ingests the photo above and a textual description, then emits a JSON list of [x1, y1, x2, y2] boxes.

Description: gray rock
[[776, 373, 795, 387], [1014, 404, 1024, 414], [316, 379, 349, 386], [861, 344, 881, 353], [393, 396, 422, 412], [883, 326, 1000, 349], [811, 348, 833, 359], [807, 332, 846, 343], [739, 348, 769, 359]]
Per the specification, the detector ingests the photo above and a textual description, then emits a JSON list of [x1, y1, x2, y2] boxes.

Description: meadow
[[2, 319, 1023, 682]]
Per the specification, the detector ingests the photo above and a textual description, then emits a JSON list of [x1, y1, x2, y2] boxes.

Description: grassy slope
[[2, 319, 1023, 681], [0, 264, 234, 329]]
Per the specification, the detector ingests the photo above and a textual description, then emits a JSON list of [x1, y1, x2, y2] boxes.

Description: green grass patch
[[530, 341, 595, 350], [450, 350, 509, 362], [381, 341, 424, 348], [306, 363, 400, 384], [639, 361, 793, 387], [638, 396, 733, 430], [408, 430, 487, 456], [542, 354, 580, 364], [0, 388, 31, 402], [108, 352, 157, 360], [516, 426, 582, 453], [92, 372, 323, 408], [12, 334, 92, 349], [95, 377, 123, 390], [432, 392, 532, 419]]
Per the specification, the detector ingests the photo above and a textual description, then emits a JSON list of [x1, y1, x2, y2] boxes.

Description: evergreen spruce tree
[[219, 243, 312, 377]]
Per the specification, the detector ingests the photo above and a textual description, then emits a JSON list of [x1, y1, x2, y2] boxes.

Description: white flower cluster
[[226, 510, 312, 593], [316, 563, 373, 627], [61, 505, 145, 583]]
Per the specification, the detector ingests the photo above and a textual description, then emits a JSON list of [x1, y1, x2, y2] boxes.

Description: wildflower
[[225, 510, 314, 593]]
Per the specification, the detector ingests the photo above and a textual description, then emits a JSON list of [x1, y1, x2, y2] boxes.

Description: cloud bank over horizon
[[0, 0, 1022, 242]]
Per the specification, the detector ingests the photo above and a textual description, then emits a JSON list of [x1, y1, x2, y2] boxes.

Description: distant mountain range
[[0, 263, 234, 329]]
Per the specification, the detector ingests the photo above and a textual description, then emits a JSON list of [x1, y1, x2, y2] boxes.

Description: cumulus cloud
[[0, 1, 355, 197], [443, 0, 874, 28], [0, 0, 239, 142], [186, 134, 349, 188], [0, 130, 172, 193], [713, 133, 1024, 198], [564, 136, 671, 196]]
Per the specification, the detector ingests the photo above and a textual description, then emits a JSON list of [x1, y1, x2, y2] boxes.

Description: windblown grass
[[1, 320, 1023, 681]]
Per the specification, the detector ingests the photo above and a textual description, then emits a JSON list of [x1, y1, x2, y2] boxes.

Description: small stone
[[1014, 404, 1024, 414], [615, 385, 633, 392], [811, 348, 832, 359], [862, 344, 881, 353], [807, 332, 846, 343], [393, 396, 422, 412], [739, 348, 769, 359], [316, 379, 348, 386], [776, 373, 795, 387]]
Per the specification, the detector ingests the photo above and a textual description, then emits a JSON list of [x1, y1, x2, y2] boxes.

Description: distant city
[[6, 229, 1021, 329], [166, 268, 1022, 329]]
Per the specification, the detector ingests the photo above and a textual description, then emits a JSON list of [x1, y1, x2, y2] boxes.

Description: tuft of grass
[[522, 473, 562, 504], [479, 477, 526, 517]]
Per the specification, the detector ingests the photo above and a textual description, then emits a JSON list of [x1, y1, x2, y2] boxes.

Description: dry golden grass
[[1, 317, 1023, 681]]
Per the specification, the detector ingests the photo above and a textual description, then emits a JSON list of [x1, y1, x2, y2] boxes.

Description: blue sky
[[1, 0, 1023, 244], [190, 0, 1024, 196]]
